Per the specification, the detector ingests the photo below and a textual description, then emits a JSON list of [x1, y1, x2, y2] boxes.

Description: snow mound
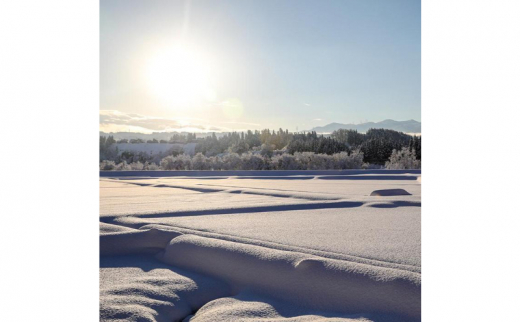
[[100, 229, 182, 256], [190, 292, 373, 322], [100, 255, 232, 322], [159, 234, 421, 321], [100, 222, 138, 234], [370, 189, 411, 196]]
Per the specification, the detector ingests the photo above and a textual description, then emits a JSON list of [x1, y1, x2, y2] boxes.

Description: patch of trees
[[331, 128, 421, 164], [408, 135, 421, 160], [119, 151, 151, 164], [100, 135, 115, 152], [195, 129, 292, 157], [287, 132, 350, 155], [100, 150, 364, 171], [111, 133, 197, 144], [385, 148, 421, 169], [99, 135, 117, 161], [168, 133, 197, 143], [99, 134, 186, 164], [100, 160, 160, 171], [330, 129, 365, 147], [115, 146, 185, 165]]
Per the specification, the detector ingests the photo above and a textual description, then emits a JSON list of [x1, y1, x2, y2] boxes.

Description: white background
[[1, 0, 519, 322]]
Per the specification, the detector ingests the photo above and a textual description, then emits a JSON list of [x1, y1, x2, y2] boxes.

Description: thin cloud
[[99, 110, 226, 133]]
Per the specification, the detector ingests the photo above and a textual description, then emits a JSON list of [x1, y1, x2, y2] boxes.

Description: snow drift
[[159, 234, 421, 321]]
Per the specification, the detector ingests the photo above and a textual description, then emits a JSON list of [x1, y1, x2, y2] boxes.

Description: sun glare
[[146, 46, 214, 106]]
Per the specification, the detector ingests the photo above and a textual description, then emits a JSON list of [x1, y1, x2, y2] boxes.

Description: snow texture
[[100, 170, 421, 321]]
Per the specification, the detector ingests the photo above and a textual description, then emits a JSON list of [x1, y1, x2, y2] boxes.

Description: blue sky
[[100, 0, 420, 133]]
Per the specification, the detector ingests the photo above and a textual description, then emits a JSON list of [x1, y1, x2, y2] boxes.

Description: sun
[[146, 46, 215, 106]]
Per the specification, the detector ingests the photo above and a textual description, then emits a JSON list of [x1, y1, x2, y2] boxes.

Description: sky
[[100, 0, 420, 133]]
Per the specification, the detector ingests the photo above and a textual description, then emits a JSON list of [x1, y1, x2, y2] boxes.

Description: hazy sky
[[100, 0, 420, 133]]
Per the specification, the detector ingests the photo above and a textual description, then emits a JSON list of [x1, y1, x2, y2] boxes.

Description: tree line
[[331, 128, 421, 164], [108, 133, 198, 144], [100, 128, 421, 166]]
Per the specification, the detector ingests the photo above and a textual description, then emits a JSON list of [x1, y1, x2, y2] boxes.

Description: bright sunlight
[[146, 45, 215, 107]]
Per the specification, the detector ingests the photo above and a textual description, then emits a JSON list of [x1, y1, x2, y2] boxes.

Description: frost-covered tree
[[332, 150, 364, 169], [270, 153, 300, 170], [129, 161, 144, 170], [114, 161, 131, 170], [293, 152, 315, 170], [222, 153, 242, 170], [295, 152, 329, 170], [166, 145, 184, 157], [191, 153, 209, 170], [144, 162, 160, 170], [259, 143, 274, 157], [385, 149, 421, 169], [161, 154, 192, 170], [240, 152, 267, 170], [228, 141, 249, 155], [160, 156, 176, 170], [174, 154, 192, 170], [100, 160, 116, 170], [206, 156, 222, 170]]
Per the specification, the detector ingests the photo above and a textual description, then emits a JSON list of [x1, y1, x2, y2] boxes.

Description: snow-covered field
[[100, 171, 421, 322]]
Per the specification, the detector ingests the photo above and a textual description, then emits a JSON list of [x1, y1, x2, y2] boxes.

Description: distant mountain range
[[100, 119, 421, 139], [99, 131, 225, 140], [309, 119, 421, 134]]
